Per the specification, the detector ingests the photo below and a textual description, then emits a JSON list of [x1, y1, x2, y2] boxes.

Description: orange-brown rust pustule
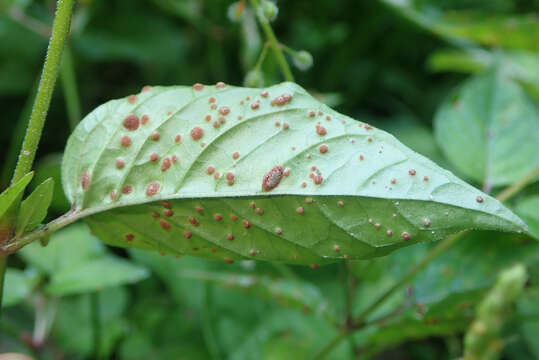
[[262, 165, 284, 191]]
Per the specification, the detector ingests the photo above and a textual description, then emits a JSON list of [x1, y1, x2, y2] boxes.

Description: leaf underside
[[62, 82, 525, 265]]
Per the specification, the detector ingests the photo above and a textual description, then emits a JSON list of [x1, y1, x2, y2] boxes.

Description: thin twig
[[248, 0, 295, 82]]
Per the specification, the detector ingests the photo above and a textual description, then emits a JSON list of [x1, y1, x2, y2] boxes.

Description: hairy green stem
[[1, 0, 74, 311], [60, 45, 82, 130], [249, 0, 295, 82], [312, 171, 535, 359]]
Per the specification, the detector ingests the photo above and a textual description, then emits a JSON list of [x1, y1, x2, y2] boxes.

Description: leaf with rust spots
[[61, 82, 526, 265]]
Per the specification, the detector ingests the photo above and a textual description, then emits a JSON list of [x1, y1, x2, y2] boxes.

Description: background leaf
[[18, 222, 149, 296], [434, 69, 539, 187]]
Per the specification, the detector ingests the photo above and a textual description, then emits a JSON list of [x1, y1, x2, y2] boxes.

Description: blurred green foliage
[[1, 0, 538, 359]]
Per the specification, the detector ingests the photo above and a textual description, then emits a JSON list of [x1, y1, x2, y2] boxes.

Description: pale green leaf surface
[[434, 71, 539, 187], [15, 177, 54, 236], [62, 82, 525, 265]]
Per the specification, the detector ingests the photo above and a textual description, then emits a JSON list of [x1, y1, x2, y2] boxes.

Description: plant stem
[[496, 166, 539, 203], [11, 0, 74, 184], [249, 0, 295, 82], [60, 45, 82, 130], [1, 0, 74, 312]]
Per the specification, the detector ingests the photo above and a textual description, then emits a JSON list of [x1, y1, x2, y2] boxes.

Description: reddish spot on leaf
[[214, 214, 223, 221], [116, 159, 125, 169], [227, 234, 234, 241], [242, 220, 251, 228], [230, 214, 238, 221], [476, 196, 484, 203], [162, 201, 172, 208], [123, 114, 140, 131], [251, 102, 259, 110], [409, 169, 416, 176], [261, 90, 269, 98], [161, 157, 171, 171], [262, 165, 284, 191], [127, 94, 137, 104], [81, 171, 90, 190], [333, 245, 340, 252], [319, 144, 328, 154], [316, 125, 327, 136], [271, 93, 292, 106], [224, 258, 234, 264], [175, 134, 181, 142], [145, 182, 160, 196], [402, 232, 411, 240], [313, 174, 323, 185], [308, 110, 315, 117], [233, 152, 240, 160], [150, 153, 159, 162], [190, 127, 203, 140], [226, 172, 235, 185], [219, 106, 230, 115], [184, 231, 192, 239], [164, 209, 173, 217], [141, 85, 152, 92], [296, 207, 304, 215], [121, 136, 131, 147], [386, 230, 393, 236], [151, 132, 160, 141], [152, 212, 160, 218], [125, 233, 134, 241], [122, 185, 132, 194], [141, 114, 149, 125], [216, 82, 226, 88], [192, 83, 204, 91], [207, 166, 215, 175], [189, 217, 200, 226], [159, 219, 170, 230]]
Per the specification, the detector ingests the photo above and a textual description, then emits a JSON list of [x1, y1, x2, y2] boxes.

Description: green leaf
[[46, 257, 149, 296], [350, 231, 538, 356], [381, 0, 539, 51], [517, 286, 539, 358], [0, 171, 33, 236], [427, 49, 539, 100], [179, 269, 330, 317], [52, 287, 129, 358], [2, 268, 39, 307], [19, 222, 149, 295], [434, 70, 539, 187], [30, 153, 71, 213], [15, 177, 54, 236], [515, 195, 539, 240], [62, 82, 525, 265]]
